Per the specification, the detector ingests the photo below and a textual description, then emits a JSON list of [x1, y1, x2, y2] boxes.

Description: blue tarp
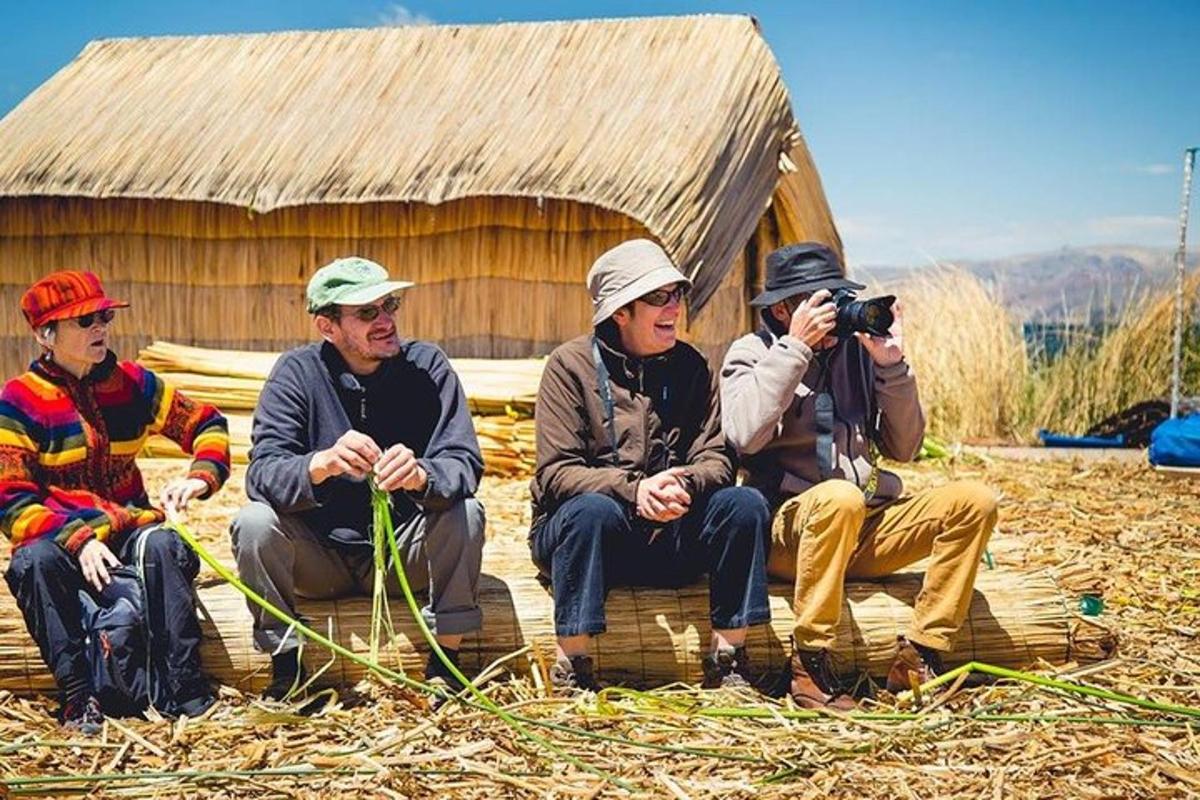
[[1038, 429, 1125, 448], [1149, 413, 1200, 467]]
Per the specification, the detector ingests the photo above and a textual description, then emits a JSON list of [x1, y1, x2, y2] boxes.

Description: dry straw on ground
[[2, 454, 1197, 798]]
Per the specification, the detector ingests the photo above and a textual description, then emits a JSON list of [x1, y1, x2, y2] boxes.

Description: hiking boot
[[60, 695, 105, 736], [701, 645, 753, 689], [549, 654, 599, 693], [789, 648, 856, 711], [174, 689, 217, 718], [885, 637, 945, 694], [171, 676, 217, 718], [424, 648, 467, 691], [425, 648, 470, 709], [263, 649, 306, 702]]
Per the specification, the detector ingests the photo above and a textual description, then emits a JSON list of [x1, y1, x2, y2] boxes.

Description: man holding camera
[[720, 243, 997, 709]]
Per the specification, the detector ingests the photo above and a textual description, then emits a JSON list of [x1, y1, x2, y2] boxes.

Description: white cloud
[[1131, 164, 1175, 176], [376, 3, 432, 26], [836, 213, 1186, 267], [837, 216, 1063, 268], [1084, 215, 1177, 237]]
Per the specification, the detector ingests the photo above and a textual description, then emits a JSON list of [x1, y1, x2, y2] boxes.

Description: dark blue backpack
[[1149, 413, 1200, 467], [78, 564, 157, 717]]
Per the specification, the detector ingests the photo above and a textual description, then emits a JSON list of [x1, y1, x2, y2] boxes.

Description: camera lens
[[862, 302, 888, 332], [834, 293, 895, 337]]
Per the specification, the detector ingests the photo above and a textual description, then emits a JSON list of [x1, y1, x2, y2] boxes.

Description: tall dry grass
[[1024, 272, 1200, 436], [867, 267, 1198, 444], [878, 267, 1028, 443]]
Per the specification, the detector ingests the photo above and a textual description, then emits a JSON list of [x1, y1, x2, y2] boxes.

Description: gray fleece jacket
[[719, 330, 925, 507], [246, 341, 483, 548]]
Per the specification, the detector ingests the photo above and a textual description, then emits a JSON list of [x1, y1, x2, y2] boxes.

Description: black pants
[[5, 525, 206, 700], [530, 487, 772, 637]]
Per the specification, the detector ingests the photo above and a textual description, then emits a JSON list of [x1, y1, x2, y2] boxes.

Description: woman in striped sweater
[[1, 271, 230, 734]]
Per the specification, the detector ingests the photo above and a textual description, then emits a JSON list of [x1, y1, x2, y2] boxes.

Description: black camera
[[831, 290, 896, 338]]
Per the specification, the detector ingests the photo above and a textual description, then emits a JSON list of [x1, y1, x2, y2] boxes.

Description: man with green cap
[[231, 257, 486, 701]]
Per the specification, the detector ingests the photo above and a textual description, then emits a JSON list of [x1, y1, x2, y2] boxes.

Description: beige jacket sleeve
[[719, 332, 813, 455], [872, 359, 925, 462]]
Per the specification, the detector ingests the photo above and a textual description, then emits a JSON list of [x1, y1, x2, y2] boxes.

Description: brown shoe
[[790, 648, 856, 711], [885, 637, 945, 694]]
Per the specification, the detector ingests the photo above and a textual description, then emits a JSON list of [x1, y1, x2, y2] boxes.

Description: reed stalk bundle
[[134, 342, 541, 475], [141, 411, 534, 477], [0, 541, 1111, 695], [137, 341, 543, 414]]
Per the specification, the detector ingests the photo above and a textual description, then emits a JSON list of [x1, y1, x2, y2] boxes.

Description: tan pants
[[767, 479, 998, 652]]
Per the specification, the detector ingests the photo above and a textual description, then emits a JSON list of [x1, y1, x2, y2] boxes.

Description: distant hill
[[856, 245, 1198, 322]]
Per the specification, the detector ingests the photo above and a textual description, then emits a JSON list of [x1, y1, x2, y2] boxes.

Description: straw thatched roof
[[0, 14, 832, 311]]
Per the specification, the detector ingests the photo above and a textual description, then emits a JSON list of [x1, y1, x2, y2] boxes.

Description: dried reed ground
[[1, 455, 1198, 798]]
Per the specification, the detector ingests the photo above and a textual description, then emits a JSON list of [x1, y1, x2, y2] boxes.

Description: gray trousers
[[230, 499, 485, 653]]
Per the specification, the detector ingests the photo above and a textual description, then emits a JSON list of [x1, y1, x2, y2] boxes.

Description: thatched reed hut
[[0, 15, 841, 377]]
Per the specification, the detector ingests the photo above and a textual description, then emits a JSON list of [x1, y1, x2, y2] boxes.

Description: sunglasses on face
[[72, 309, 116, 328], [639, 285, 687, 307], [348, 295, 401, 322]]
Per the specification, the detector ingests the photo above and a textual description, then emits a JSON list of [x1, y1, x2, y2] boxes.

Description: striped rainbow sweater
[[0, 352, 230, 553]]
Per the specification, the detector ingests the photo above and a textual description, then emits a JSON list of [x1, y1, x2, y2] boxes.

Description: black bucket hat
[[749, 242, 865, 307]]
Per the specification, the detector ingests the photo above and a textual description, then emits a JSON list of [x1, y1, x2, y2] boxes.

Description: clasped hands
[[635, 468, 691, 524], [309, 429, 427, 493]]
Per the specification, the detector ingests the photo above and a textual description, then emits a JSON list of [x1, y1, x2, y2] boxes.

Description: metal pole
[[1170, 148, 1196, 419]]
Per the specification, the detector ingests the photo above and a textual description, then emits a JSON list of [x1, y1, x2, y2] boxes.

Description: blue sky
[[2, 1, 1197, 266]]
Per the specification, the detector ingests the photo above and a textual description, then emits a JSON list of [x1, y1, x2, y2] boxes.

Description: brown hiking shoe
[[790, 648, 856, 711], [885, 637, 945, 694]]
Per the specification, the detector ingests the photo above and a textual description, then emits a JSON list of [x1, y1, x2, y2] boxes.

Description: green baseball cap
[[305, 257, 414, 313]]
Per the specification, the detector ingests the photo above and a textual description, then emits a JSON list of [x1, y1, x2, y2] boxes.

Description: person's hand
[[160, 476, 209, 516], [310, 430, 382, 485], [636, 469, 691, 523], [78, 539, 121, 592], [788, 289, 838, 349], [374, 443, 428, 493], [855, 300, 905, 367]]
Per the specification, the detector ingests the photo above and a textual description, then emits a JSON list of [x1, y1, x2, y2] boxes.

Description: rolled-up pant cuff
[[905, 629, 952, 652], [714, 606, 771, 630], [254, 624, 305, 655], [792, 627, 836, 652], [555, 620, 607, 638], [423, 607, 483, 636]]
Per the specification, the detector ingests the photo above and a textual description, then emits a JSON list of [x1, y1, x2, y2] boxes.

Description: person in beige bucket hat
[[528, 239, 772, 693]]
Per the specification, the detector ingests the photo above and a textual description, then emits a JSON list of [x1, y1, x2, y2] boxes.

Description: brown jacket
[[530, 331, 734, 528], [719, 330, 925, 507]]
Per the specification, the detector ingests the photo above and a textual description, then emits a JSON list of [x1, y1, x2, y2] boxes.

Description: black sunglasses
[[73, 309, 116, 328], [349, 295, 401, 322], [639, 285, 687, 307]]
